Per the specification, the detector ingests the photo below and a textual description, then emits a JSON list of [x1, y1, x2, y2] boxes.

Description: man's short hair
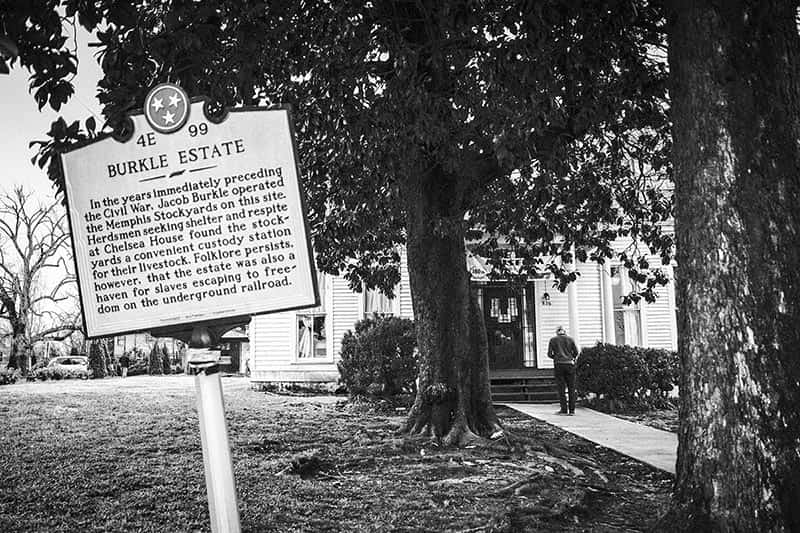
[[556, 326, 566, 335]]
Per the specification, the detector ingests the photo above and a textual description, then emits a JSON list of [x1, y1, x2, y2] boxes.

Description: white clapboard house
[[248, 238, 678, 390]]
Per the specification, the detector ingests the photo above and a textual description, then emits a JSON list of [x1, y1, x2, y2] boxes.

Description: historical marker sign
[[61, 95, 318, 338]]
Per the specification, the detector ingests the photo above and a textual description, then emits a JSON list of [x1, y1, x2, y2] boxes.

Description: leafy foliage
[[147, 344, 163, 375], [4, 1, 673, 298], [338, 315, 418, 396], [161, 345, 171, 375], [32, 366, 88, 380], [640, 347, 679, 402], [0, 367, 19, 385], [576, 343, 678, 409], [87, 341, 106, 379]]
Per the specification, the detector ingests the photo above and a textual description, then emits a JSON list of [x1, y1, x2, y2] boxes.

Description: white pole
[[601, 264, 616, 343], [189, 358, 241, 533], [567, 246, 580, 346]]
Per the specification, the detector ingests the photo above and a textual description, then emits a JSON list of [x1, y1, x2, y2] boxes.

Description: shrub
[[127, 361, 149, 376], [161, 345, 171, 375], [576, 343, 679, 410], [640, 347, 680, 408], [338, 315, 417, 397], [63, 368, 89, 380], [148, 344, 163, 375], [0, 367, 18, 385], [88, 342, 107, 379], [33, 367, 51, 381], [576, 343, 648, 408], [123, 347, 148, 376]]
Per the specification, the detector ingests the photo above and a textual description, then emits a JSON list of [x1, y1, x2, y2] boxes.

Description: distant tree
[[161, 344, 171, 375], [101, 337, 116, 376], [87, 340, 105, 379], [0, 187, 79, 373], [147, 343, 163, 375]]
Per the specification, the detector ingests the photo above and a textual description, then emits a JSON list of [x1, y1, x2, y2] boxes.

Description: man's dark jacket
[[547, 334, 579, 365]]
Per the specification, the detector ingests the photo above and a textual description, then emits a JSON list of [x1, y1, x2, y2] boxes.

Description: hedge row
[[576, 343, 679, 409]]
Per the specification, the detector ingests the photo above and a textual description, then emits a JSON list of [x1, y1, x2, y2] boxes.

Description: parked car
[[48, 356, 88, 372]]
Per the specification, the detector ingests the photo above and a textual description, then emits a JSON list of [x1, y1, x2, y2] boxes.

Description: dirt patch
[[0, 377, 671, 532]]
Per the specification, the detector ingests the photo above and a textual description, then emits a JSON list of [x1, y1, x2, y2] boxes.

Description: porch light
[[541, 292, 552, 306]]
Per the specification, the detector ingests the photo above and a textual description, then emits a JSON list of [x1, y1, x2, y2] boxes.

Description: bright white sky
[[0, 27, 103, 203]]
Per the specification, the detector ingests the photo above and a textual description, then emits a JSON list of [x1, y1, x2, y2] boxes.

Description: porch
[[490, 368, 558, 403]]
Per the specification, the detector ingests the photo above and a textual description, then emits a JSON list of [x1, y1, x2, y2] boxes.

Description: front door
[[482, 286, 524, 369]]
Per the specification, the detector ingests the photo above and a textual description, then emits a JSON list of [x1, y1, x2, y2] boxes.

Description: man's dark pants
[[554, 363, 576, 413]]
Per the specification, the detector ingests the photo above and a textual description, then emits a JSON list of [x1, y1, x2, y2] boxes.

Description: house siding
[[398, 248, 414, 318], [534, 279, 571, 369], [251, 250, 415, 381], [331, 275, 362, 361], [576, 262, 604, 347], [249, 310, 295, 380], [644, 268, 677, 350]]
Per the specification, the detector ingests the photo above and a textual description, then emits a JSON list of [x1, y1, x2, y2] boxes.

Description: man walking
[[548, 326, 579, 415]]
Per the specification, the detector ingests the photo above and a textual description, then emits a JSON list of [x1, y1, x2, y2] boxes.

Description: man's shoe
[[556, 410, 568, 415], [567, 411, 575, 416]]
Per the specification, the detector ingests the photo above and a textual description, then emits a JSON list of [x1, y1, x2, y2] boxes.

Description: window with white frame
[[611, 266, 642, 346], [297, 275, 327, 359], [363, 285, 398, 317]]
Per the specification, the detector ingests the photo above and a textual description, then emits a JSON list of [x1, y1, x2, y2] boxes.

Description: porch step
[[490, 374, 558, 404]]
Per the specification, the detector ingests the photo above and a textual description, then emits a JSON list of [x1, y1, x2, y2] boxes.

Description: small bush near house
[[0, 367, 19, 385], [640, 347, 679, 408], [33, 367, 51, 381], [127, 361, 149, 376], [30, 367, 89, 381], [576, 343, 646, 409], [63, 368, 89, 380], [576, 343, 678, 410], [338, 315, 417, 397]]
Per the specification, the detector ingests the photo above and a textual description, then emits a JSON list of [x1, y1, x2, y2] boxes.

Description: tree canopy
[[3, 0, 674, 297]]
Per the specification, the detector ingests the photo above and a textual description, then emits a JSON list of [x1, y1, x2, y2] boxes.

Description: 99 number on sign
[[188, 123, 208, 137]]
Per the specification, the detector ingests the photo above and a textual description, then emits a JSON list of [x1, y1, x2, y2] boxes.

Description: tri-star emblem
[[144, 83, 190, 133]]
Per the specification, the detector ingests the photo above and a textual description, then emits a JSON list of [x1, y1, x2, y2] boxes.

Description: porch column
[[568, 249, 580, 346], [601, 265, 615, 343]]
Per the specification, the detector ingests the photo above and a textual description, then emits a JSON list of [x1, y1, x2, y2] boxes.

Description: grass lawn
[[0, 376, 672, 532]]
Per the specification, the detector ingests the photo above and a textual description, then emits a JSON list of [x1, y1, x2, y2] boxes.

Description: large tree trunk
[[401, 167, 501, 446], [666, 1, 800, 530], [7, 326, 29, 374]]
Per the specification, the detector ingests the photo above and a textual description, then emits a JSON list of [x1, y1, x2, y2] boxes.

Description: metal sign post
[[59, 83, 320, 532], [187, 326, 241, 533]]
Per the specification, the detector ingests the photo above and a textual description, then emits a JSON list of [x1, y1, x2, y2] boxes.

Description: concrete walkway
[[505, 403, 677, 474]]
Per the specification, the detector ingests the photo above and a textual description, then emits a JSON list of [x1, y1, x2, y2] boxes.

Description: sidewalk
[[505, 403, 677, 474]]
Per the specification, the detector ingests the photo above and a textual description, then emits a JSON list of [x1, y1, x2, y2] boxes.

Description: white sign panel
[[62, 101, 318, 337]]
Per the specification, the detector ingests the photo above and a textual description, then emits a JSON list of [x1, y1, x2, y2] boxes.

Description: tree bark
[[666, 1, 800, 530], [7, 325, 29, 374], [401, 166, 501, 446]]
